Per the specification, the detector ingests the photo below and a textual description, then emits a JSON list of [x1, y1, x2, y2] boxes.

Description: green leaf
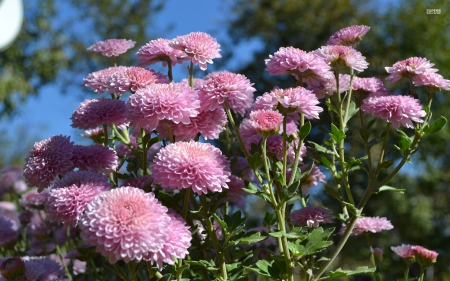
[[326, 100, 338, 114], [320, 155, 333, 169], [247, 152, 264, 170], [308, 141, 335, 155], [243, 181, 258, 194], [243, 260, 273, 277], [359, 127, 370, 142], [268, 231, 284, 238], [378, 159, 394, 170], [298, 121, 312, 140], [376, 185, 405, 194], [366, 118, 377, 129], [231, 231, 268, 245], [326, 266, 376, 278], [212, 213, 227, 229], [344, 101, 359, 123], [176, 264, 190, 276], [342, 201, 357, 215], [223, 211, 246, 232], [396, 130, 413, 153], [296, 227, 334, 256], [423, 116, 447, 137], [330, 124, 346, 142], [325, 185, 342, 201]]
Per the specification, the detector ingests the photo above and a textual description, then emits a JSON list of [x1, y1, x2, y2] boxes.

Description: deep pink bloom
[[51, 170, 109, 190], [151, 141, 231, 195], [199, 71, 256, 116], [315, 45, 368, 72], [414, 246, 438, 267], [391, 244, 416, 259], [341, 216, 394, 236], [71, 98, 128, 130], [0, 216, 18, 247], [24, 135, 74, 192], [82, 66, 127, 93], [80, 186, 171, 264], [413, 72, 450, 92], [71, 145, 119, 175], [126, 83, 200, 133], [249, 109, 283, 137], [327, 25, 370, 46], [271, 87, 323, 119], [385, 57, 438, 84], [361, 95, 426, 129], [290, 207, 334, 228], [19, 189, 48, 210], [306, 74, 351, 99], [265, 47, 333, 83], [169, 32, 221, 70], [108, 67, 169, 95], [352, 77, 388, 97], [136, 38, 189, 67], [87, 39, 135, 57]]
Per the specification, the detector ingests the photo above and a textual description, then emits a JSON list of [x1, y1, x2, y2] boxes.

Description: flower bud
[[0, 257, 25, 281], [372, 247, 383, 266]]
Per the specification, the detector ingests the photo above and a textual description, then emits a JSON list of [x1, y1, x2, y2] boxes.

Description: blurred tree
[[224, 0, 450, 277]]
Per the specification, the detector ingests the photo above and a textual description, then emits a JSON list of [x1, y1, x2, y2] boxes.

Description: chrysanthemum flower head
[[82, 66, 127, 93], [0, 166, 26, 196], [352, 77, 388, 97], [290, 206, 334, 228], [315, 45, 369, 72], [327, 25, 370, 46], [361, 95, 426, 129], [225, 175, 247, 209], [306, 74, 351, 99], [24, 135, 74, 192], [169, 32, 221, 70], [413, 72, 450, 93], [71, 98, 128, 130], [87, 38, 135, 57], [19, 189, 48, 211], [80, 186, 171, 264], [385, 57, 438, 84], [126, 83, 200, 133], [391, 244, 416, 260], [265, 47, 333, 83], [271, 87, 323, 119], [414, 245, 438, 268], [71, 145, 118, 175], [81, 127, 104, 143], [136, 38, 189, 67], [151, 141, 231, 194], [51, 170, 109, 189], [108, 67, 169, 95], [199, 71, 256, 116], [300, 164, 326, 193], [341, 216, 393, 236], [249, 109, 283, 137], [0, 216, 19, 247]]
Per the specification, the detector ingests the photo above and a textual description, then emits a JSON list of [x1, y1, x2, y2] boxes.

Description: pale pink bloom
[[83, 66, 127, 93], [169, 32, 221, 70], [126, 83, 200, 133], [352, 77, 388, 97], [0, 202, 16, 212], [413, 72, 450, 92], [361, 95, 426, 129], [271, 87, 323, 119], [249, 109, 283, 137], [136, 38, 189, 67], [414, 246, 438, 267], [315, 45, 369, 72], [341, 216, 393, 236], [199, 71, 256, 116], [24, 135, 74, 192], [386, 57, 438, 84], [151, 141, 231, 195], [81, 127, 104, 141], [265, 47, 333, 83], [71, 145, 118, 175], [0, 257, 25, 281], [71, 98, 128, 130], [80, 186, 171, 264], [327, 25, 370, 46], [19, 189, 48, 210], [108, 67, 169, 95], [87, 38, 135, 57], [290, 207, 334, 228], [391, 244, 416, 259], [306, 74, 351, 99], [0, 216, 18, 247], [300, 164, 326, 192]]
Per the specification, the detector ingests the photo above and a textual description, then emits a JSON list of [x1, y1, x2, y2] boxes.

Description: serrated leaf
[[344, 101, 359, 123], [247, 152, 264, 170], [423, 116, 447, 137], [330, 124, 346, 142], [231, 231, 268, 245], [243, 260, 272, 277], [308, 141, 334, 155], [298, 121, 312, 140], [296, 227, 334, 256], [176, 264, 190, 275], [320, 155, 332, 169], [268, 231, 284, 238], [326, 266, 376, 278], [225, 262, 240, 271], [376, 185, 405, 194], [224, 211, 245, 232]]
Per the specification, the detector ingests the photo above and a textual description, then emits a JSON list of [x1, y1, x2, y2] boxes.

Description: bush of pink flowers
[[0, 27, 448, 281]]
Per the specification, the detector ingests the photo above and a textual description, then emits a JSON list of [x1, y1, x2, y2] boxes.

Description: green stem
[[287, 113, 305, 186], [188, 61, 194, 88], [182, 188, 191, 221], [375, 123, 391, 173], [146, 262, 163, 280], [282, 114, 288, 185], [262, 137, 271, 184], [128, 262, 138, 281], [141, 129, 148, 175], [113, 263, 130, 281], [224, 100, 249, 157], [404, 264, 410, 281], [342, 69, 355, 127], [103, 124, 109, 147], [168, 63, 173, 83]]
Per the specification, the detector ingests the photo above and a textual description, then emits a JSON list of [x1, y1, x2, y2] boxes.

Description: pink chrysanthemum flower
[[300, 164, 326, 193], [45, 176, 112, 227], [19, 189, 48, 210], [151, 141, 231, 194], [361, 95, 426, 129], [51, 170, 109, 190], [413, 72, 450, 92], [271, 87, 323, 119], [234, 157, 258, 183], [290, 207, 334, 228], [82, 66, 127, 93], [24, 135, 74, 192], [306, 74, 351, 99], [341, 216, 393, 236], [123, 175, 154, 190], [385, 57, 438, 84], [244, 134, 302, 164], [87, 39, 135, 57], [249, 109, 283, 137], [391, 244, 416, 259], [225, 175, 247, 209], [80, 186, 171, 264], [169, 32, 221, 70], [0, 166, 26, 196], [352, 77, 388, 97], [149, 211, 191, 269], [71, 145, 118, 175], [116, 136, 138, 157], [109, 67, 169, 95], [414, 246, 438, 267], [81, 127, 104, 142], [265, 47, 333, 83], [0, 216, 19, 247], [315, 45, 369, 72], [199, 71, 256, 116], [71, 98, 128, 130], [136, 38, 189, 67], [327, 25, 370, 46], [126, 83, 200, 133]]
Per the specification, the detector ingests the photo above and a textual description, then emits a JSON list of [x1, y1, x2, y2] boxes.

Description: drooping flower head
[[265, 47, 333, 83], [80, 186, 171, 264], [290, 207, 334, 228], [71, 98, 128, 130], [413, 72, 450, 93], [414, 246, 438, 268], [82, 66, 127, 93], [340, 216, 394, 236], [352, 77, 388, 97], [87, 39, 135, 57], [271, 87, 323, 119], [249, 109, 283, 137], [199, 71, 256, 116], [315, 45, 369, 72], [136, 38, 189, 67], [126, 83, 200, 133], [169, 32, 221, 70], [327, 25, 370, 46], [385, 57, 438, 84], [24, 135, 74, 192], [108, 67, 169, 95], [151, 141, 231, 194], [361, 95, 426, 129], [71, 145, 119, 175], [391, 244, 416, 260]]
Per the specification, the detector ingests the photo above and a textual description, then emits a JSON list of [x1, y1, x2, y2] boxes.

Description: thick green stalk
[[287, 113, 305, 186], [128, 263, 138, 281], [168, 63, 173, 83], [223, 100, 249, 157]]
